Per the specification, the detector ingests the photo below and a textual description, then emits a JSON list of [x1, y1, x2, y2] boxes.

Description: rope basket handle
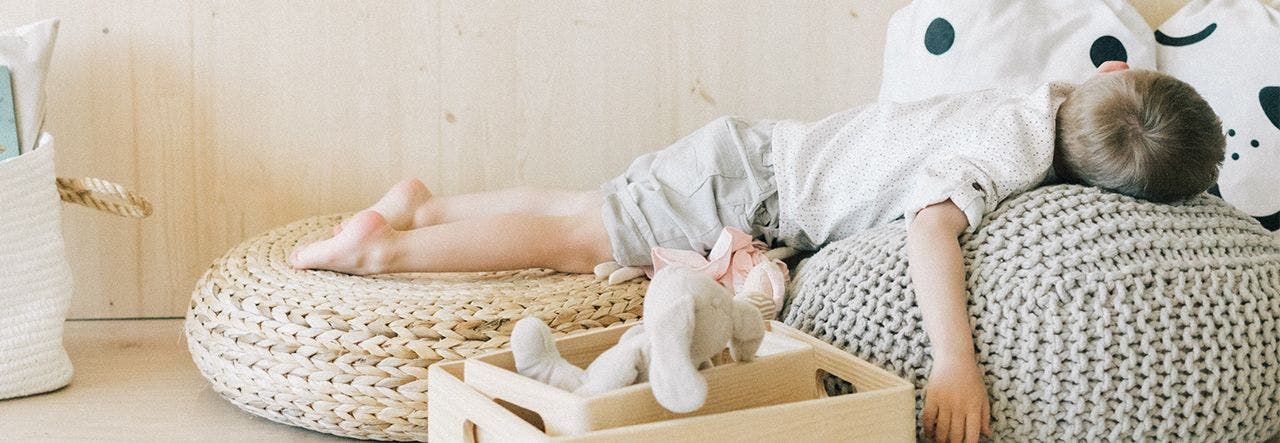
[[55, 177, 153, 219]]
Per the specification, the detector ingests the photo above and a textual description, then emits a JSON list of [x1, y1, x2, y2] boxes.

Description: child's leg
[[416, 186, 598, 226], [290, 201, 614, 275], [346, 178, 597, 231]]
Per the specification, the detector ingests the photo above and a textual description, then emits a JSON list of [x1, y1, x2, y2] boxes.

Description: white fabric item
[[0, 19, 59, 153], [769, 83, 1072, 250], [880, 0, 1155, 103], [0, 134, 74, 400], [512, 266, 765, 415], [1156, 0, 1280, 230]]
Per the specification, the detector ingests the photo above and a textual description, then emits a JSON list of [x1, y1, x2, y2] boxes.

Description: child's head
[[1055, 63, 1226, 203]]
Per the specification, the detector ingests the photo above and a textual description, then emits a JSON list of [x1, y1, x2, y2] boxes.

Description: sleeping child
[[290, 61, 1225, 443]]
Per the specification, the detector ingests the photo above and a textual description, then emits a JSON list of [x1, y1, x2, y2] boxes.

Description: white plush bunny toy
[[511, 265, 767, 413]]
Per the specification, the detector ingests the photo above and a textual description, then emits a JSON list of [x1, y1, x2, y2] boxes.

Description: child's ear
[[1262, 86, 1279, 130]]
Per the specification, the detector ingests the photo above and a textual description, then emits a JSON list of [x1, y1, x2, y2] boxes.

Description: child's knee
[[562, 211, 614, 272]]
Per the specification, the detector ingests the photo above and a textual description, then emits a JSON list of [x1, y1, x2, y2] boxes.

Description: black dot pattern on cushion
[[1155, 23, 1218, 47], [924, 18, 955, 56], [1260, 212, 1280, 231], [782, 184, 1280, 441], [1262, 86, 1279, 130], [1089, 35, 1128, 68]]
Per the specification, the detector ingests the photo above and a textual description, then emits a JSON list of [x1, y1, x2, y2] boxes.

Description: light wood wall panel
[[0, 1, 1184, 319]]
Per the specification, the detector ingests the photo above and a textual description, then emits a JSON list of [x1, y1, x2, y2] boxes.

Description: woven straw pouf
[[185, 214, 646, 441]]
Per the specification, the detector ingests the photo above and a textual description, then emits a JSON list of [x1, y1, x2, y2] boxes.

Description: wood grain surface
[[0, 1, 1184, 319]]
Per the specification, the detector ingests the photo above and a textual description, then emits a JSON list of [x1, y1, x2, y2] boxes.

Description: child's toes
[[292, 211, 392, 274], [289, 242, 329, 270]]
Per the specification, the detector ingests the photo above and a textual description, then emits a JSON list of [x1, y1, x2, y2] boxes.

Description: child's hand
[[922, 360, 991, 443]]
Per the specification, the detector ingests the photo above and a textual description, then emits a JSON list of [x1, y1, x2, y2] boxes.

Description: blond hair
[[1055, 69, 1225, 203]]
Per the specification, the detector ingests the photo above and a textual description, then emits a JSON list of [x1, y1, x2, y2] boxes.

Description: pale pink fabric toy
[[651, 227, 790, 317], [594, 227, 794, 319]]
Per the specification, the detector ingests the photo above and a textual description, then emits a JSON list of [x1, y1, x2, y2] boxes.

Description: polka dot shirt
[[770, 82, 1075, 250]]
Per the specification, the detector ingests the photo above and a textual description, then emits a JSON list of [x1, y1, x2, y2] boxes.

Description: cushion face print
[[1157, 0, 1280, 231], [879, 0, 1157, 103]]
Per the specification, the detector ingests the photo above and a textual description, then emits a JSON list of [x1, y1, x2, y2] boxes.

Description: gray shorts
[[600, 116, 779, 266]]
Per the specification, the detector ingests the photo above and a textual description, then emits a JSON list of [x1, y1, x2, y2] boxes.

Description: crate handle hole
[[816, 369, 858, 397], [461, 419, 479, 443], [494, 397, 546, 432]]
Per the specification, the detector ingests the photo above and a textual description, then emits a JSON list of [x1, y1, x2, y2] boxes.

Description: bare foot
[[292, 210, 397, 275], [335, 178, 433, 234]]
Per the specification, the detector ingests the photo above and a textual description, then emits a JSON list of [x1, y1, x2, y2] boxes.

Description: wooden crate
[[428, 321, 915, 442]]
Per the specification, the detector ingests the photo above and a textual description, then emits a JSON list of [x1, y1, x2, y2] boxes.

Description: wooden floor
[[0, 319, 350, 442]]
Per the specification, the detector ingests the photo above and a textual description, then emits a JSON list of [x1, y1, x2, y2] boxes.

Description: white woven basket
[[0, 133, 150, 400]]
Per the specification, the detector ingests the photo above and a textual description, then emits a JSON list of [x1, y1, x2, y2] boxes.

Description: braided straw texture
[[783, 184, 1280, 442], [185, 214, 646, 441], [0, 135, 74, 400]]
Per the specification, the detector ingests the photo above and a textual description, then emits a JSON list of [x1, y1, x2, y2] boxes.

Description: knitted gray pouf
[[782, 185, 1280, 442]]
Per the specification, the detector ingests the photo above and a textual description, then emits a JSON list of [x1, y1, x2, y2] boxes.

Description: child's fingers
[[981, 402, 992, 436], [922, 402, 938, 438], [948, 412, 965, 443], [935, 411, 952, 443], [965, 412, 981, 443]]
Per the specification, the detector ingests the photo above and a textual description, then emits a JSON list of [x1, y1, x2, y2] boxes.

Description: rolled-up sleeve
[[902, 157, 993, 232]]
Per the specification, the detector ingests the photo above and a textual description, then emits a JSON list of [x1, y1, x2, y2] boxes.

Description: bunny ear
[[644, 267, 708, 414], [1262, 86, 1279, 130]]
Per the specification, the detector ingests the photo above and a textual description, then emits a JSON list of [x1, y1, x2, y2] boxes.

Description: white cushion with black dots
[[1157, 0, 1280, 232], [879, 0, 1156, 103]]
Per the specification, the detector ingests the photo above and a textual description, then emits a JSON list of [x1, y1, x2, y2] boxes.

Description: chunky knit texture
[[783, 185, 1280, 442]]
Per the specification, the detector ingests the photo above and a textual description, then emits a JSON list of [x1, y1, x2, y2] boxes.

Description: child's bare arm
[[907, 200, 991, 443]]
